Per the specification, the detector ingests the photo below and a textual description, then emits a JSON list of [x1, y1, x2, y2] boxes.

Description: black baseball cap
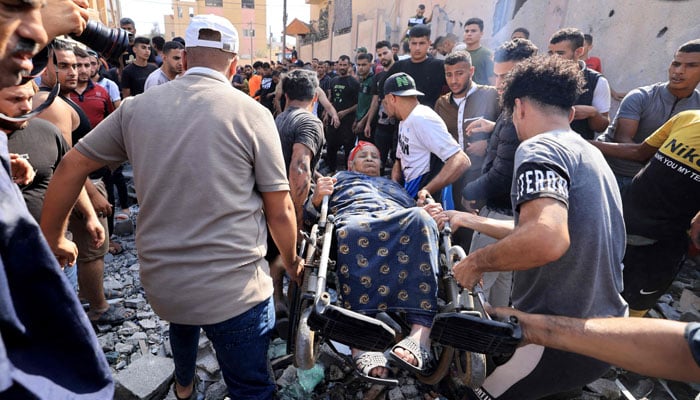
[[383, 72, 424, 97]]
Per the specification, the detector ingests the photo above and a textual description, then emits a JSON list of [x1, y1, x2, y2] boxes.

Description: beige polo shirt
[[75, 67, 289, 325]]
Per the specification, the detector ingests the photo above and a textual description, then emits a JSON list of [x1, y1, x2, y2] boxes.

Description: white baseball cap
[[185, 15, 239, 53]]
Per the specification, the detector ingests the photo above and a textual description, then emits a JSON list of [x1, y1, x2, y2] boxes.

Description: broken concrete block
[[680, 289, 700, 313], [196, 351, 220, 375], [114, 355, 174, 400]]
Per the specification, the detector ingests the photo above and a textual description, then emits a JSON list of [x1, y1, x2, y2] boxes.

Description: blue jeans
[[169, 297, 276, 400]]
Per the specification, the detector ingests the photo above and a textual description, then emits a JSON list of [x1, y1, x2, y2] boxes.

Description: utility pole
[[249, 21, 254, 63], [269, 26, 272, 61], [282, 0, 287, 62]]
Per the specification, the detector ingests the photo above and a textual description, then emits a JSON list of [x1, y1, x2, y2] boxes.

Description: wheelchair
[[286, 196, 522, 389]]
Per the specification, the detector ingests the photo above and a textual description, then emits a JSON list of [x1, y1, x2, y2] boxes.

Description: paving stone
[[114, 355, 174, 400]]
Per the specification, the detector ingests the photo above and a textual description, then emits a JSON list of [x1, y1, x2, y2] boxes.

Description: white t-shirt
[[144, 68, 171, 91], [395, 104, 461, 196], [592, 74, 611, 113]]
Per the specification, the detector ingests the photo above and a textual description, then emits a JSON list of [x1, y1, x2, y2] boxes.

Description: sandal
[[89, 304, 136, 326], [353, 351, 398, 386], [389, 337, 434, 375]]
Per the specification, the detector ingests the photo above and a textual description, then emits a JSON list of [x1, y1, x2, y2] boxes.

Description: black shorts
[[467, 345, 610, 400], [621, 238, 687, 311]]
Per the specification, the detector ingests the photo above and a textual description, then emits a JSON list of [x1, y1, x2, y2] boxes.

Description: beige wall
[[298, 0, 700, 98]]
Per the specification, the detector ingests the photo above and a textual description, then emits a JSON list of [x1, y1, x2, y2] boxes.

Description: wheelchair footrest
[[430, 312, 522, 356], [308, 301, 396, 352]]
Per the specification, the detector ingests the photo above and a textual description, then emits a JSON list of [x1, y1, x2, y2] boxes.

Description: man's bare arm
[[41, 149, 105, 265], [610, 117, 640, 143], [491, 308, 700, 383], [288, 143, 314, 229], [573, 105, 609, 132], [262, 190, 303, 284], [452, 197, 569, 289], [589, 140, 657, 162]]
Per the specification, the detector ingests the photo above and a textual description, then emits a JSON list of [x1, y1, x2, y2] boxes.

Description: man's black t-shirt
[[387, 57, 446, 108], [7, 120, 68, 221], [329, 75, 360, 112], [121, 63, 158, 96], [258, 76, 276, 113]]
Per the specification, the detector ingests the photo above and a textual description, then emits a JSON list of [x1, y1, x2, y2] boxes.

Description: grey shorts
[[68, 179, 109, 262]]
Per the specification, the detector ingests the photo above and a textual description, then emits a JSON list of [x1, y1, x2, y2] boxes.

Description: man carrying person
[[430, 55, 627, 399], [388, 24, 446, 108], [460, 38, 538, 307], [460, 18, 495, 86], [602, 39, 700, 193], [269, 69, 326, 323], [384, 72, 470, 206], [41, 15, 302, 399], [121, 36, 158, 98], [145, 40, 185, 90], [325, 54, 359, 173], [548, 28, 611, 139]]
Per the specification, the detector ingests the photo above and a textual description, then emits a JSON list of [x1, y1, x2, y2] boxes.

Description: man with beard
[[325, 55, 360, 172], [434, 50, 499, 247], [0, 0, 114, 397], [145, 40, 185, 90], [364, 41, 397, 174], [35, 40, 134, 326]]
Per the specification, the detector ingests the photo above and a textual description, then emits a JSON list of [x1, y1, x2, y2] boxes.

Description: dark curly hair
[[494, 38, 538, 63], [501, 55, 585, 116]]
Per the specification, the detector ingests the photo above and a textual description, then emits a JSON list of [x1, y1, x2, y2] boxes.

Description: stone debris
[[96, 202, 699, 399]]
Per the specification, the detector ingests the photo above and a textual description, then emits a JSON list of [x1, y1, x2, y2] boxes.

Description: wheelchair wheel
[[295, 306, 320, 370], [416, 344, 454, 385], [451, 350, 487, 389]]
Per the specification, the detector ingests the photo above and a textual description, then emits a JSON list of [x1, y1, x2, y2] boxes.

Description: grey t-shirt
[[605, 82, 700, 177], [510, 130, 627, 318], [275, 106, 325, 174]]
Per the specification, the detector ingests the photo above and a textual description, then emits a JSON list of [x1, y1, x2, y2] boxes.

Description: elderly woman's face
[[351, 147, 381, 176]]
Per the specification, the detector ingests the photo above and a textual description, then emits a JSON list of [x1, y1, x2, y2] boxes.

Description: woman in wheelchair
[[304, 141, 441, 385]]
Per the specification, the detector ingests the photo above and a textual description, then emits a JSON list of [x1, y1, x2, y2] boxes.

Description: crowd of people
[[1, 1, 699, 399]]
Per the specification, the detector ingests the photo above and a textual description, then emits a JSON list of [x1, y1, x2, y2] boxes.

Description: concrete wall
[[298, 0, 699, 97]]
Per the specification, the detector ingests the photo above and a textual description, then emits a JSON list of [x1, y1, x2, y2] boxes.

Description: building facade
[[164, 0, 268, 62]]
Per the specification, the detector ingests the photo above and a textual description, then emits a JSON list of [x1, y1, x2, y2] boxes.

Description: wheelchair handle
[[319, 195, 330, 229]]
